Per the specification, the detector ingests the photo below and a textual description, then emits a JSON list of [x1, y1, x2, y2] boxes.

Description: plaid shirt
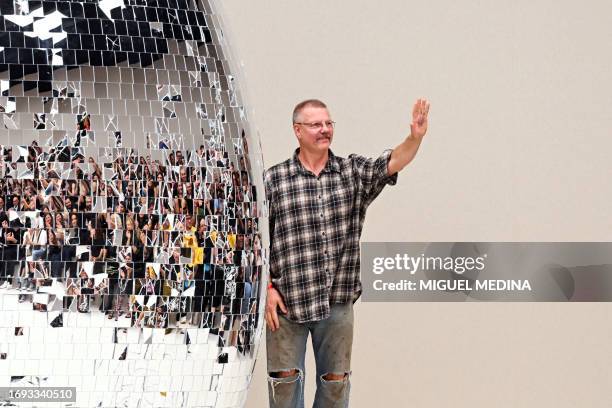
[[265, 148, 398, 322]]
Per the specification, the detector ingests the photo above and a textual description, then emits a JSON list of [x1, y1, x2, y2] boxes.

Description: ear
[[293, 124, 302, 141]]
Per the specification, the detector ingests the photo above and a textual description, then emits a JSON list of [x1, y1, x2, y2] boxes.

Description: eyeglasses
[[294, 121, 336, 131]]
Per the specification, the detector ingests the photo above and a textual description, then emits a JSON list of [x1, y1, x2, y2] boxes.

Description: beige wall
[[218, 1, 612, 406]]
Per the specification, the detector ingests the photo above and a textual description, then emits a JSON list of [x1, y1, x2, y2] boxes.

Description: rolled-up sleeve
[[349, 149, 398, 206]]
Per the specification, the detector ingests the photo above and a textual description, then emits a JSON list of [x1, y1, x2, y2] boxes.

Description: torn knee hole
[[269, 369, 300, 379], [321, 372, 349, 382]]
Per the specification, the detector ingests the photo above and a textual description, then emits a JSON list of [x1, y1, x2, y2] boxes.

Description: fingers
[[265, 311, 276, 331], [412, 98, 430, 120], [417, 99, 427, 114], [265, 308, 280, 331], [265, 287, 287, 332], [420, 99, 429, 122], [265, 301, 283, 331], [271, 309, 280, 331], [277, 298, 288, 314]]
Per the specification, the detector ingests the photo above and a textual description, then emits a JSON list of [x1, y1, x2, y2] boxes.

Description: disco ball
[[0, 0, 268, 406]]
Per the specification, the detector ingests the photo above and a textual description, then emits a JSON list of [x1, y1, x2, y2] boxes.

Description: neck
[[298, 148, 329, 176]]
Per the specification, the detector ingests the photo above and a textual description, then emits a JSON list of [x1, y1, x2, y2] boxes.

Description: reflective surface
[[0, 0, 267, 406]]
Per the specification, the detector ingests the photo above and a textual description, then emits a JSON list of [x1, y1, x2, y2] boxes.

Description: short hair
[[292, 99, 327, 123]]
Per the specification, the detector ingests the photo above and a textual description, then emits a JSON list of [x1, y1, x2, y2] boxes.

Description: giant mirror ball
[[0, 0, 268, 406]]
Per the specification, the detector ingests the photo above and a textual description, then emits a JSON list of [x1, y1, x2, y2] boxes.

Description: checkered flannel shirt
[[265, 148, 398, 323]]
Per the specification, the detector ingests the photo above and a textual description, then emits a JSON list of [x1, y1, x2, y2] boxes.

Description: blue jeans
[[266, 303, 353, 408]]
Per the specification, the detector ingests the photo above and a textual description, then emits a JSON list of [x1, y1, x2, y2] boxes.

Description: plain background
[[217, 1, 612, 407]]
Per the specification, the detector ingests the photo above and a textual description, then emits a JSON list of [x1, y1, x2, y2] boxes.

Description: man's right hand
[[265, 286, 287, 332]]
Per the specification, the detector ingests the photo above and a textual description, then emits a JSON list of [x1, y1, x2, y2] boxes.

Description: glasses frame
[[293, 121, 336, 131]]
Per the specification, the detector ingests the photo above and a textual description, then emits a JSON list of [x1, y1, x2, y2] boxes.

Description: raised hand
[[410, 98, 430, 140]]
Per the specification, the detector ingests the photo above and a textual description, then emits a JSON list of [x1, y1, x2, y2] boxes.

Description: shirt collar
[[289, 148, 341, 176]]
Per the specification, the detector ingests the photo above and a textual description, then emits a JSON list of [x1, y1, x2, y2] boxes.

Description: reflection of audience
[[77, 114, 91, 131], [2, 136, 260, 348], [0, 217, 20, 289], [48, 230, 63, 278]]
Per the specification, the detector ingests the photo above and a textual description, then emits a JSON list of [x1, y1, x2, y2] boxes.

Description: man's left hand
[[410, 98, 430, 140]]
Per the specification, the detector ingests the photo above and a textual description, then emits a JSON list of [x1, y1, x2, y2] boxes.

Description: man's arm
[[387, 98, 430, 176]]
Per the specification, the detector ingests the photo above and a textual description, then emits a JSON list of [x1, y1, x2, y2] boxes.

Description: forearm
[[387, 134, 423, 175]]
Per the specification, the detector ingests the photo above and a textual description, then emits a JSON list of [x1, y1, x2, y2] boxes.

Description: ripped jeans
[[267, 303, 353, 408]]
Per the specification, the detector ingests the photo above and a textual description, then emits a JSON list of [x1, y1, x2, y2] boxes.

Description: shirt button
[[320, 213, 323, 217], [322, 232, 326, 236]]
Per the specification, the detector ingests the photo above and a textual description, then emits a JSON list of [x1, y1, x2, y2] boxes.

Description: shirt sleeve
[[349, 149, 398, 207]]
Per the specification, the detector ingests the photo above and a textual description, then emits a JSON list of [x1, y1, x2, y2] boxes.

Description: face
[[293, 106, 334, 154]]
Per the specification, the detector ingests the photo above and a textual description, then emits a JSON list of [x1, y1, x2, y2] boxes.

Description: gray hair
[[292, 99, 328, 123]]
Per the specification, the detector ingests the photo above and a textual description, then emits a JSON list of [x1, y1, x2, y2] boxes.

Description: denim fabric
[[266, 303, 354, 408]]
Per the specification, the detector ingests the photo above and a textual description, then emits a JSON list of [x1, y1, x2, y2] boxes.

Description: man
[[0, 216, 20, 289], [264, 98, 430, 407]]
